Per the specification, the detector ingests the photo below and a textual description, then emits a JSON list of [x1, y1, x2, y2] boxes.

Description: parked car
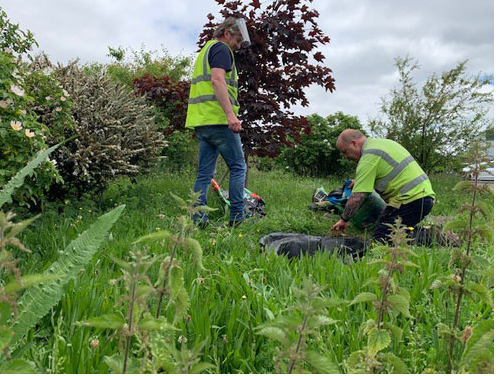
[[462, 161, 494, 181]]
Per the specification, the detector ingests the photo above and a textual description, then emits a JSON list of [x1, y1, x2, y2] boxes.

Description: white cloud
[[2, 0, 493, 126]]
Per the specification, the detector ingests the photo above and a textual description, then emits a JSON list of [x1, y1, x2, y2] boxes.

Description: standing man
[[331, 129, 435, 243], [185, 17, 251, 227]]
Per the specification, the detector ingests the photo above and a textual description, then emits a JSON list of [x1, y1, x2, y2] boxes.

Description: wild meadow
[[1, 3, 493, 373], [2, 159, 493, 373]]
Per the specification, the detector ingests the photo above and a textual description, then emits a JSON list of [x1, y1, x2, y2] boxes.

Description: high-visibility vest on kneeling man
[[352, 138, 435, 208]]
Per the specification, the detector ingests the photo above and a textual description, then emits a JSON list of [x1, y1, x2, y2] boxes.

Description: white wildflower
[[25, 128, 35, 138], [10, 120, 22, 131], [10, 85, 25, 96]]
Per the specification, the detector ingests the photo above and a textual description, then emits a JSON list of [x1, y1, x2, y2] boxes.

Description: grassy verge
[[15, 166, 493, 373]]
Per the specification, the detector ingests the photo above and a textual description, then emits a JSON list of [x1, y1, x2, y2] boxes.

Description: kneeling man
[[332, 129, 435, 243]]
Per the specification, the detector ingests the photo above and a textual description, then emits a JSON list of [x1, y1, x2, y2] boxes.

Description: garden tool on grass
[[211, 179, 266, 218]]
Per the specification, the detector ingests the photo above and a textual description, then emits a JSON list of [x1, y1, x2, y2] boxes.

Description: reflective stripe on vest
[[190, 45, 238, 88], [185, 40, 239, 128], [188, 94, 239, 107], [190, 42, 238, 97], [362, 149, 426, 194]]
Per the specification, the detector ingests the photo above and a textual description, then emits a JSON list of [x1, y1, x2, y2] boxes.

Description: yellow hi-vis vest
[[352, 138, 435, 208], [185, 40, 239, 128]]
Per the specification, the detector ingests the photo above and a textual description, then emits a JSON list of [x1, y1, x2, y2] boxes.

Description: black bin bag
[[259, 232, 369, 261]]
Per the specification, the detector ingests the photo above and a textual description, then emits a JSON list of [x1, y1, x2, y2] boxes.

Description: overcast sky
[[1, 0, 495, 128]]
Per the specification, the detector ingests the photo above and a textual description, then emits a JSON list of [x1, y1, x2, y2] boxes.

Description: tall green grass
[[15, 166, 493, 373]]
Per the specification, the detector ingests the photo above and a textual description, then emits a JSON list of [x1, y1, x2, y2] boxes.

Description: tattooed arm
[[330, 192, 369, 236], [341, 192, 369, 221]]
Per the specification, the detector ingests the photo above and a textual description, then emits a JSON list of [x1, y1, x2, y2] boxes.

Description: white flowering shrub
[[0, 9, 62, 207], [33, 60, 167, 196]]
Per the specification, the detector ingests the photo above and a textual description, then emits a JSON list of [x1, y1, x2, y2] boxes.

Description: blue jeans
[[193, 125, 247, 223]]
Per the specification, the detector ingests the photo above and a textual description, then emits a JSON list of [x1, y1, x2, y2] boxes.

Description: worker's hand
[[348, 179, 355, 189], [227, 114, 242, 133], [331, 219, 348, 237]]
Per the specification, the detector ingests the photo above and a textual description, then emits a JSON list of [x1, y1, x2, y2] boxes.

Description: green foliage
[[28, 59, 167, 197], [0, 7, 37, 55], [0, 358, 36, 374], [0, 140, 66, 366], [11, 204, 125, 344], [369, 55, 493, 173], [1, 11, 62, 207], [460, 319, 493, 373], [256, 276, 342, 373], [105, 45, 192, 89], [434, 140, 494, 373], [25, 54, 75, 143], [1, 165, 494, 373], [277, 112, 364, 177], [135, 191, 211, 321], [347, 219, 415, 373], [149, 337, 215, 374], [0, 141, 62, 209], [78, 247, 178, 373], [160, 130, 198, 173]]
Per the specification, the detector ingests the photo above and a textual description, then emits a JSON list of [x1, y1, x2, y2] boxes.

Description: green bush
[[25, 54, 75, 143], [29, 59, 167, 197], [161, 130, 198, 172], [104, 46, 192, 89], [0, 9, 62, 208], [277, 112, 365, 177]]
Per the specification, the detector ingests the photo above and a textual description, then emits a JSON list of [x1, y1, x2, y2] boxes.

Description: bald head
[[337, 129, 365, 147], [336, 129, 367, 162]]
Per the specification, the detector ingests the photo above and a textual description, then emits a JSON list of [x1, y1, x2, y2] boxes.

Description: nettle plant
[[432, 140, 494, 373], [78, 191, 214, 374], [347, 219, 416, 373], [256, 276, 342, 374], [0, 9, 62, 207]]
